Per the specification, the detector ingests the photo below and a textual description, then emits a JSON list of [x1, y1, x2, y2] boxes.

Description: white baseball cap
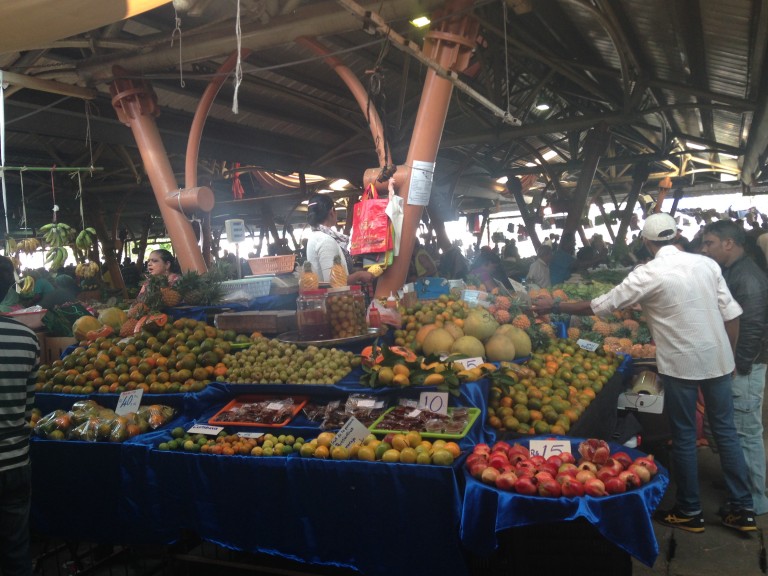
[[641, 213, 678, 241]]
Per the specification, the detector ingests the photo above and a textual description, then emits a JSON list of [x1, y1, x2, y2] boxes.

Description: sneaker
[[654, 506, 705, 533], [720, 508, 758, 532]]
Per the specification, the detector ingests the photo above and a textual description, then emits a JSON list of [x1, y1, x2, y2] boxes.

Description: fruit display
[[158, 428, 304, 457], [486, 338, 622, 436], [465, 438, 659, 497], [221, 338, 360, 385], [358, 343, 466, 393], [34, 399, 176, 442], [302, 394, 389, 429], [35, 318, 238, 395], [295, 430, 460, 465], [208, 396, 307, 426], [369, 405, 477, 437]]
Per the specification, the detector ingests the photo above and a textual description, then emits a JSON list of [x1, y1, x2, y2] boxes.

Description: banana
[[75, 227, 97, 251], [16, 276, 34, 296], [40, 223, 75, 248]]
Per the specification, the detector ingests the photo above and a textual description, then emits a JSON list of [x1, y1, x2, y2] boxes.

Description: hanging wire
[[232, 0, 243, 114], [71, 171, 85, 229], [19, 167, 27, 229], [50, 165, 58, 223], [0, 69, 9, 239], [502, 0, 511, 114], [170, 5, 185, 88], [84, 100, 96, 169]]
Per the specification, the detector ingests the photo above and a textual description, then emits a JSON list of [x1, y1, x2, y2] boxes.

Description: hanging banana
[[19, 238, 40, 254], [45, 247, 68, 271], [40, 223, 74, 248], [75, 261, 100, 278], [75, 228, 96, 251], [16, 275, 35, 296]]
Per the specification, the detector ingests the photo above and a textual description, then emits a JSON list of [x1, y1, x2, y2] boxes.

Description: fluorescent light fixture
[[411, 16, 430, 27], [541, 150, 558, 161], [535, 103, 550, 111], [687, 142, 707, 150], [720, 173, 738, 182], [720, 153, 738, 159], [329, 179, 349, 190], [317, 189, 333, 194], [525, 162, 537, 167], [496, 176, 509, 184]]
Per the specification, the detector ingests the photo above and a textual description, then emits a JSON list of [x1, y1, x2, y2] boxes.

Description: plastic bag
[[349, 184, 393, 256]]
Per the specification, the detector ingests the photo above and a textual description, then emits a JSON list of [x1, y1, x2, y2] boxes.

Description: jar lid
[[299, 289, 326, 296], [326, 286, 351, 294]]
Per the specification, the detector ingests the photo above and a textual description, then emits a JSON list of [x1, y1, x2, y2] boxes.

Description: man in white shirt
[[526, 244, 552, 288], [532, 213, 756, 533]]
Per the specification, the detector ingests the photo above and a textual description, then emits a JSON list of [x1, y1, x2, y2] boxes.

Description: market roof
[[1, 0, 767, 240]]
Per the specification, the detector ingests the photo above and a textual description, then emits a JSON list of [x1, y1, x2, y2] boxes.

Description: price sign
[[398, 398, 419, 408], [237, 432, 264, 439], [224, 219, 246, 243], [528, 439, 572, 459], [330, 417, 370, 449], [406, 409, 423, 419], [453, 357, 484, 370], [115, 389, 143, 416], [187, 424, 224, 435], [357, 399, 376, 408], [577, 339, 600, 352], [419, 391, 449, 415]]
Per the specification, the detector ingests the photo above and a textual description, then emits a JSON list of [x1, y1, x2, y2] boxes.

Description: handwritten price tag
[[419, 391, 449, 415], [454, 357, 484, 370], [115, 389, 143, 416], [577, 339, 600, 352], [330, 417, 370, 449], [187, 424, 224, 435], [528, 439, 572, 459]]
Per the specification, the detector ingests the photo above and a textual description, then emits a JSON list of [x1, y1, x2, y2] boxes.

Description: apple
[[515, 476, 538, 495], [481, 466, 500, 485], [495, 471, 519, 491], [604, 476, 626, 494]]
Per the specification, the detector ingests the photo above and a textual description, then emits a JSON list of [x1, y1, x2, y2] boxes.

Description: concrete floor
[[632, 398, 768, 576]]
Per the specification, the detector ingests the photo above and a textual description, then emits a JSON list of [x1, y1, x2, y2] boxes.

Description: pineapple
[[493, 309, 511, 324], [592, 320, 612, 337], [329, 255, 347, 288], [622, 319, 639, 334], [161, 286, 182, 307], [128, 302, 149, 320], [567, 327, 580, 340], [512, 314, 531, 330], [494, 295, 512, 311], [120, 318, 138, 337], [539, 323, 556, 338], [300, 261, 319, 291]]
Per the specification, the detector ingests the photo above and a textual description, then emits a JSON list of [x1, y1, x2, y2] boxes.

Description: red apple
[[495, 471, 519, 491]]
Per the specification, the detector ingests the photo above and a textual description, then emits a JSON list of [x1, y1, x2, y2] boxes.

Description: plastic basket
[[220, 277, 272, 302], [248, 255, 296, 275]]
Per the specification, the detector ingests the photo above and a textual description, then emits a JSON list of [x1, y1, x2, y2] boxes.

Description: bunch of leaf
[[553, 281, 614, 301], [583, 268, 630, 285], [174, 269, 224, 306]]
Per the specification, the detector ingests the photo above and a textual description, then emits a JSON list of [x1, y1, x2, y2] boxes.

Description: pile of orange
[[36, 318, 239, 395], [487, 338, 621, 436]]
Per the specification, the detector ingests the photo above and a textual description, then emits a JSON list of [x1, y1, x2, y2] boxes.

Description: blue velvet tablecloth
[[459, 437, 669, 567]]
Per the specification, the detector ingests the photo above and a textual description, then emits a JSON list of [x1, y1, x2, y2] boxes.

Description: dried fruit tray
[[208, 395, 309, 428], [368, 406, 481, 439]]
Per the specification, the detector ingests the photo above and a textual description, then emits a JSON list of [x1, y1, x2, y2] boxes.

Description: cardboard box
[[43, 336, 77, 364], [617, 391, 664, 414]]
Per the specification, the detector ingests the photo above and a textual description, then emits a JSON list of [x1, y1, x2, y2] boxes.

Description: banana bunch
[[16, 275, 35, 296], [17, 238, 40, 254], [39, 222, 74, 248], [75, 227, 97, 251], [45, 247, 68, 271], [75, 261, 100, 278]]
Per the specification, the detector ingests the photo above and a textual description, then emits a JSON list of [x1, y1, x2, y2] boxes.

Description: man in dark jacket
[[701, 219, 768, 514]]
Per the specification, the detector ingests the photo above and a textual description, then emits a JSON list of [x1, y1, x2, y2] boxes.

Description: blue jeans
[[0, 461, 32, 576], [732, 364, 768, 515], [663, 373, 754, 514]]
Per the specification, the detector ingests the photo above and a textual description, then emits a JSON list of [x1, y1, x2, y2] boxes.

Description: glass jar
[[326, 286, 367, 339], [297, 289, 330, 341]]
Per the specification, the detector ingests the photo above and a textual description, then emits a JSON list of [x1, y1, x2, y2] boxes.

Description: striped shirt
[[0, 316, 39, 472], [591, 245, 742, 379]]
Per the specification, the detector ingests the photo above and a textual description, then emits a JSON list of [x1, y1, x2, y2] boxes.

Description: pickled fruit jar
[[326, 286, 367, 338], [297, 289, 330, 341]]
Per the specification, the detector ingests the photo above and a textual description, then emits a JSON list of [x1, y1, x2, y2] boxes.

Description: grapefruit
[[484, 334, 516, 362], [450, 335, 486, 359], [97, 307, 128, 331], [463, 309, 499, 342], [72, 315, 102, 341], [422, 328, 455, 356]]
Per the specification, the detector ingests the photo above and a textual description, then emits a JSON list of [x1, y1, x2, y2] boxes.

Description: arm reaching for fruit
[[532, 295, 594, 316]]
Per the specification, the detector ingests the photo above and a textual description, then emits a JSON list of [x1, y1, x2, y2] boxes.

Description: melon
[[421, 328, 455, 357], [72, 315, 102, 341], [463, 309, 499, 342], [97, 307, 128, 331], [450, 335, 486, 359], [484, 334, 516, 362]]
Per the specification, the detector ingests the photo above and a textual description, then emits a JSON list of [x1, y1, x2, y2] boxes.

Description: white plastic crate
[[220, 277, 272, 302]]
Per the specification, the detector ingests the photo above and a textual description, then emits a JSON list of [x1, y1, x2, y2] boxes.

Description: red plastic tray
[[208, 395, 308, 428]]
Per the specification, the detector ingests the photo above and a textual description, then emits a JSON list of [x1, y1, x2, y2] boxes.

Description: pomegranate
[[538, 476, 562, 498], [584, 477, 607, 497], [604, 476, 626, 494], [509, 452, 528, 465], [473, 443, 491, 456], [612, 451, 633, 470], [491, 441, 510, 455], [508, 443, 530, 459], [468, 462, 488, 479], [575, 469, 597, 484], [561, 476, 585, 497], [515, 460, 537, 476], [578, 438, 610, 464], [618, 469, 642, 489], [559, 452, 576, 465], [602, 457, 625, 475], [495, 471, 519, 491], [546, 454, 564, 469], [465, 453, 488, 468], [488, 453, 510, 471], [628, 463, 651, 484], [577, 460, 598, 474], [529, 455, 546, 467], [537, 462, 559, 477], [514, 476, 538, 495], [632, 455, 658, 476], [596, 467, 619, 483], [557, 463, 578, 476], [481, 466, 500, 486]]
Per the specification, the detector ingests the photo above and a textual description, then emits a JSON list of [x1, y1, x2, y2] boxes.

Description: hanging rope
[[170, 6, 185, 88], [232, 0, 243, 114], [0, 70, 10, 239], [19, 167, 27, 229], [84, 101, 95, 169], [50, 165, 58, 223], [71, 171, 85, 229]]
